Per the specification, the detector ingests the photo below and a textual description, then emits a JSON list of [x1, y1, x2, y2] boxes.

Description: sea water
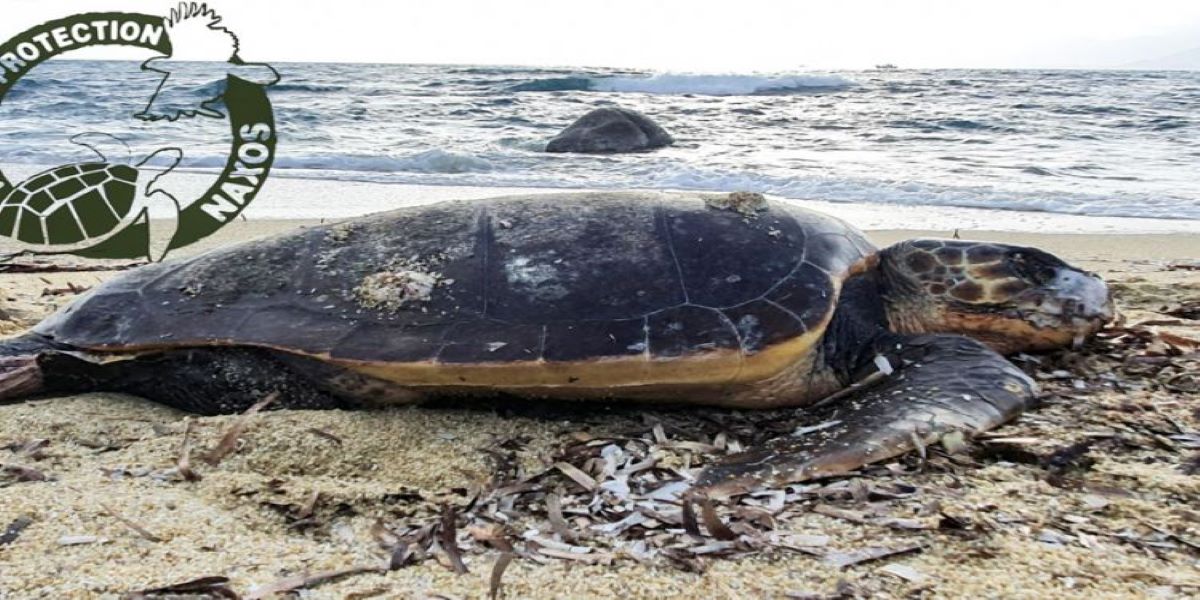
[[0, 61, 1196, 223]]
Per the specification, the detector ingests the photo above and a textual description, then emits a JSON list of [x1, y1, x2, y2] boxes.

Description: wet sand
[[1, 217, 1198, 598]]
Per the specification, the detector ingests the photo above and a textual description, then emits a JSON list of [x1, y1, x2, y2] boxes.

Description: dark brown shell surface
[[37, 192, 875, 369]]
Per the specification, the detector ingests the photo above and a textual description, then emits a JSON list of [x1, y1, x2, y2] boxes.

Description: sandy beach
[[1, 207, 1198, 599]]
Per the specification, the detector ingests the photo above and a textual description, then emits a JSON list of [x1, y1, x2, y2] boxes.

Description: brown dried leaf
[[879, 563, 929, 584], [1, 464, 49, 482], [698, 498, 737, 541], [1159, 332, 1200, 350], [535, 546, 612, 564], [825, 543, 925, 568], [306, 427, 343, 445], [681, 498, 702, 537], [554, 462, 597, 492], [489, 552, 514, 600], [370, 519, 398, 548], [203, 393, 277, 466], [812, 504, 869, 524], [389, 542, 415, 571], [245, 566, 381, 599], [98, 501, 163, 543], [439, 504, 468, 574], [468, 524, 513, 552], [123, 576, 238, 599], [4, 438, 49, 459], [177, 420, 201, 482], [687, 541, 737, 555], [0, 260, 145, 273], [545, 493, 577, 542], [41, 284, 91, 297]]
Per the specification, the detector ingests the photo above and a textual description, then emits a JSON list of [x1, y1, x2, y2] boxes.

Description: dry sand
[[1, 219, 1198, 599]]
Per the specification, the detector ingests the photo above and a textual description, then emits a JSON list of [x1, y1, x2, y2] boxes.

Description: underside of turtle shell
[[37, 192, 875, 386]]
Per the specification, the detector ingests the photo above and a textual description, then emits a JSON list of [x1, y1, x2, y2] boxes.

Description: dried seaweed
[[233, 307, 1199, 587]]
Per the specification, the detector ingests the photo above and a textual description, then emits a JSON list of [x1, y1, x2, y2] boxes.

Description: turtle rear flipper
[[695, 335, 1036, 498], [1, 332, 346, 414], [0, 356, 43, 403], [0, 334, 66, 402]]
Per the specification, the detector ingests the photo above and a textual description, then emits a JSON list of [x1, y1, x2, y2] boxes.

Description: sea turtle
[[0, 192, 1113, 494], [0, 133, 183, 261]]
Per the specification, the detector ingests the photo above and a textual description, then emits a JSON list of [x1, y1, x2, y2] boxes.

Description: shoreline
[[156, 172, 1200, 234], [2, 163, 1198, 234]]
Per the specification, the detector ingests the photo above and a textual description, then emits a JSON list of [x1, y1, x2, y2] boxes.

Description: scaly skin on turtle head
[[877, 239, 1114, 353]]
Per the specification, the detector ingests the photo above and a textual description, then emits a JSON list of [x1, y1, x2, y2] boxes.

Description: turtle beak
[[1024, 267, 1113, 346]]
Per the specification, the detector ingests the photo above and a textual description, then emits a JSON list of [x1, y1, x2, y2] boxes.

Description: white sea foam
[[391, 149, 493, 173], [258, 157, 1200, 222], [271, 149, 493, 174], [589, 73, 854, 95]]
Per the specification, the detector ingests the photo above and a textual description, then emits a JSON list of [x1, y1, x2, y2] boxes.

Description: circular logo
[[0, 5, 278, 261]]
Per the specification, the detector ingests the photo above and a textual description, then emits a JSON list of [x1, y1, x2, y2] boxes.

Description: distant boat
[[874, 63, 898, 70]]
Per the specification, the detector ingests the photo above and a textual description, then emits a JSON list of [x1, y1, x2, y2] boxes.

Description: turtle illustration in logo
[[0, 133, 183, 261], [0, 4, 278, 262]]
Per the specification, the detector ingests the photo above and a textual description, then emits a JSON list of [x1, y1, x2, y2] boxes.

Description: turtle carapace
[[0, 192, 1114, 494]]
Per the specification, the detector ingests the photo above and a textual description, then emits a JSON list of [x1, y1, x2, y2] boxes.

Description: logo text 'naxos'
[[0, 4, 278, 261]]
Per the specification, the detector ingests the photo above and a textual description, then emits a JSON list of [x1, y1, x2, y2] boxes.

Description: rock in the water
[[545, 107, 674, 153]]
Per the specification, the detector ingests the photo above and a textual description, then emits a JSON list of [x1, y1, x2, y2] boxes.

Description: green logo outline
[[0, 9, 277, 261]]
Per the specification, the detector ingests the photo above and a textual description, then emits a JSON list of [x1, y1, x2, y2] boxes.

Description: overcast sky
[[4, 0, 1200, 70]]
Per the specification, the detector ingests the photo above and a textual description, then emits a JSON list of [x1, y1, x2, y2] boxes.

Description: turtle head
[[879, 239, 1114, 353]]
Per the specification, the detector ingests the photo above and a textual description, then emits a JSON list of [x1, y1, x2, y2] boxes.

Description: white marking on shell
[[354, 269, 439, 310], [505, 256, 568, 300]]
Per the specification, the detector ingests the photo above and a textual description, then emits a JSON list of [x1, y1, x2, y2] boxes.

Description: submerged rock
[[545, 107, 674, 153]]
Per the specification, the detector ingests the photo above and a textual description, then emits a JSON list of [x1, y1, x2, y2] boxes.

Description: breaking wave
[[511, 73, 854, 95], [252, 153, 1197, 220]]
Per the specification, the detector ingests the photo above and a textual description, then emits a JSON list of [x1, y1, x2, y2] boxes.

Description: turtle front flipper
[[695, 334, 1036, 498]]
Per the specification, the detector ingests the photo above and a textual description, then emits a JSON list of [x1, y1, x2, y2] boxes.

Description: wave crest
[[510, 73, 854, 95], [272, 149, 493, 174]]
